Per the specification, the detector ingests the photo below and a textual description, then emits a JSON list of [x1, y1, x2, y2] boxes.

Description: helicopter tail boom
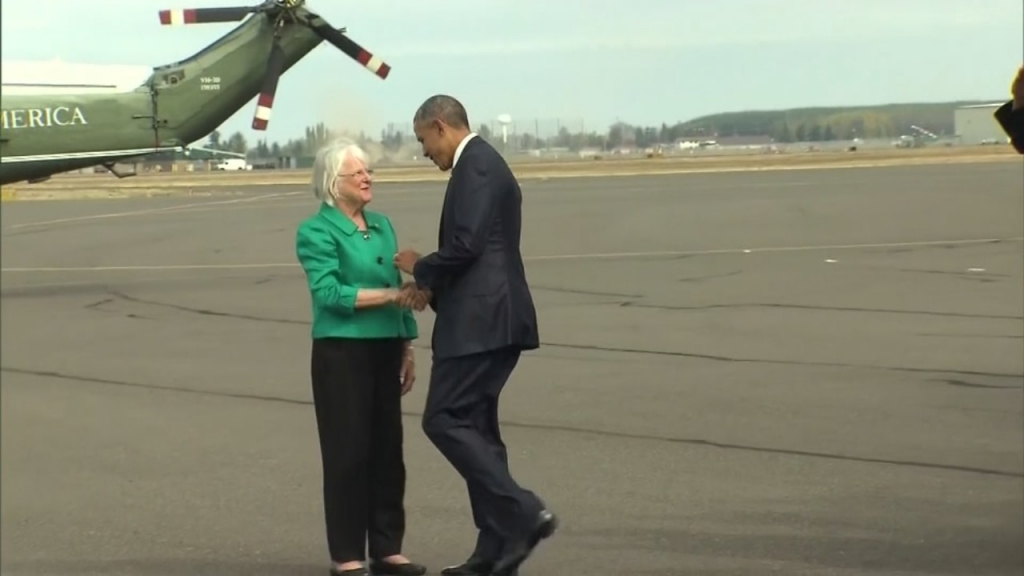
[[159, 0, 391, 131]]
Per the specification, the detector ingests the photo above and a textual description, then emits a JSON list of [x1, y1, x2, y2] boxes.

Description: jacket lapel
[[437, 136, 483, 247], [316, 202, 358, 236]]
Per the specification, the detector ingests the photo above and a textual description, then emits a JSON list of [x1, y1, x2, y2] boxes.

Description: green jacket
[[296, 203, 417, 340]]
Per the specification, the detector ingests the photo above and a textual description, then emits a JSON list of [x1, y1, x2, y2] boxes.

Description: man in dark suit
[[393, 95, 556, 576], [994, 65, 1024, 154]]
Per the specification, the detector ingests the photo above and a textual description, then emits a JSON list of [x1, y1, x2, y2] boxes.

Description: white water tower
[[496, 113, 512, 144]]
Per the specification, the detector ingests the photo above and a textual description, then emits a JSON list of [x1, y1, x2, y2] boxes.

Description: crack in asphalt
[[618, 301, 1022, 321], [85, 291, 1024, 383], [3, 366, 1020, 479]]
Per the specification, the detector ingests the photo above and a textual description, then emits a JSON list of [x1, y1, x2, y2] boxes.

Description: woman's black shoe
[[330, 567, 369, 576], [368, 560, 427, 576]]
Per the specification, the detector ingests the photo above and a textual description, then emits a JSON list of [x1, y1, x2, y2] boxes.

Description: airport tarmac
[[2, 162, 1022, 575]]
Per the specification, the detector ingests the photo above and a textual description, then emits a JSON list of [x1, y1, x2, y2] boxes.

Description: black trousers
[[421, 346, 543, 561], [310, 337, 407, 563]]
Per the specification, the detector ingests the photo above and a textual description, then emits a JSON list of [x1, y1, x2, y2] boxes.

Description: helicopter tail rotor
[[303, 16, 390, 79], [158, 7, 256, 25], [246, 10, 391, 130]]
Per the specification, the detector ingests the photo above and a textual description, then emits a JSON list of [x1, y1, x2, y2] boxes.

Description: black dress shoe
[[491, 510, 558, 576], [440, 557, 494, 576], [367, 560, 427, 576]]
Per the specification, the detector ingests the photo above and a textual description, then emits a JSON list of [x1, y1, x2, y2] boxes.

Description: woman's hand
[[400, 346, 416, 395], [396, 282, 431, 310]]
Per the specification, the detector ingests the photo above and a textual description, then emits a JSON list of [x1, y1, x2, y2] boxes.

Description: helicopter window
[[159, 70, 185, 86]]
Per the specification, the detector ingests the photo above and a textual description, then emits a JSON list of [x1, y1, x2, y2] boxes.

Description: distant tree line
[[202, 122, 366, 158], [197, 100, 993, 157]]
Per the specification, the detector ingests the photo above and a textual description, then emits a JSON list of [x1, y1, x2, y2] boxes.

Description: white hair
[[311, 140, 370, 206]]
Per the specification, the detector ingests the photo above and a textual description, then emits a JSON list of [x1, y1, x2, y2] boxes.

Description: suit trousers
[[421, 346, 543, 560], [310, 337, 407, 563]]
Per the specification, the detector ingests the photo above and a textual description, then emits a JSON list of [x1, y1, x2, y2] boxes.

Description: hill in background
[[670, 100, 1004, 142]]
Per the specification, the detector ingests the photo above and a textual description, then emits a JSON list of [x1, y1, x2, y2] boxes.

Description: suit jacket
[[993, 101, 1024, 154], [412, 136, 540, 359]]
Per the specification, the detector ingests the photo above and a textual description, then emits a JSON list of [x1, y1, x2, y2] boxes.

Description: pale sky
[[2, 0, 1022, 143]]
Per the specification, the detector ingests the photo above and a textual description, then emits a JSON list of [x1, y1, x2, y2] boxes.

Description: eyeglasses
[[339, 169, 374, 180]]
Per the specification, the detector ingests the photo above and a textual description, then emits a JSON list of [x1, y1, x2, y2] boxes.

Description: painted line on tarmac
[[6, 179, 823, 223], [523, 237, 1024, 261], [3, 237, 1019, 274], [1, 186, 443, 230], [7, 191, 301, 230], [1, 153, 1016, 201], [79, 193, 441, 219], [0, 271, 285, 291], [1, 262, 298, 272], [0, 186, 304, 203]]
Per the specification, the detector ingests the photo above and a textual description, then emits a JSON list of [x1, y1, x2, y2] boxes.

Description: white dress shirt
[[452, 132, 477, 169]]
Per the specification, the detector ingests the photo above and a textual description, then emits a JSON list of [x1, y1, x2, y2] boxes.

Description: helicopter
[[0, 0, 390, 186]]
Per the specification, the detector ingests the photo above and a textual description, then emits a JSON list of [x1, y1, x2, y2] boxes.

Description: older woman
[[296, 141, 429, 576]]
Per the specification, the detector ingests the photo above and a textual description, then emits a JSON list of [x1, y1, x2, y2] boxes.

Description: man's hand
[[396, 282, 431, 311], [400, 346, 416, 395], [1013, 65, 1024, 110], [394, 249, 421, 274]]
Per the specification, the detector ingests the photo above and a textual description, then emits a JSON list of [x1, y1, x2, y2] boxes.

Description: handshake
[[393, 281, 431, 311], [391, 249, 429, 311]]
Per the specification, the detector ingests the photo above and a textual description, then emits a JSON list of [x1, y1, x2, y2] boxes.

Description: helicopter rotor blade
[[158, 7, 255, 25], [303, 13, 390, 79], [251, 40, 288, 130]]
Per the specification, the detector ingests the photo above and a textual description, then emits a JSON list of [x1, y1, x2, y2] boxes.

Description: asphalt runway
[[2, 162, 1023, 576]]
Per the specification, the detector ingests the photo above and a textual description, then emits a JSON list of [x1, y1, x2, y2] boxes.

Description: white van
[[213, 158, 252, 171]]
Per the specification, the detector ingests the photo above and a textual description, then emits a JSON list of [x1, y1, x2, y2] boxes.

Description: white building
[[953, 103, 1010, 145]]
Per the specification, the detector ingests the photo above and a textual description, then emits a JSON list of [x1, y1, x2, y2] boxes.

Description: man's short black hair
[[413, 94, 470, 129]]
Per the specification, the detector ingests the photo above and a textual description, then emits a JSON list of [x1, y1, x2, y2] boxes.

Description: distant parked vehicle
[[213, 158, 252, 171]]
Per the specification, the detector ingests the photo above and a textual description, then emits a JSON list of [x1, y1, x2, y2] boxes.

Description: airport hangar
[[953, 102, 1011, 145]]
